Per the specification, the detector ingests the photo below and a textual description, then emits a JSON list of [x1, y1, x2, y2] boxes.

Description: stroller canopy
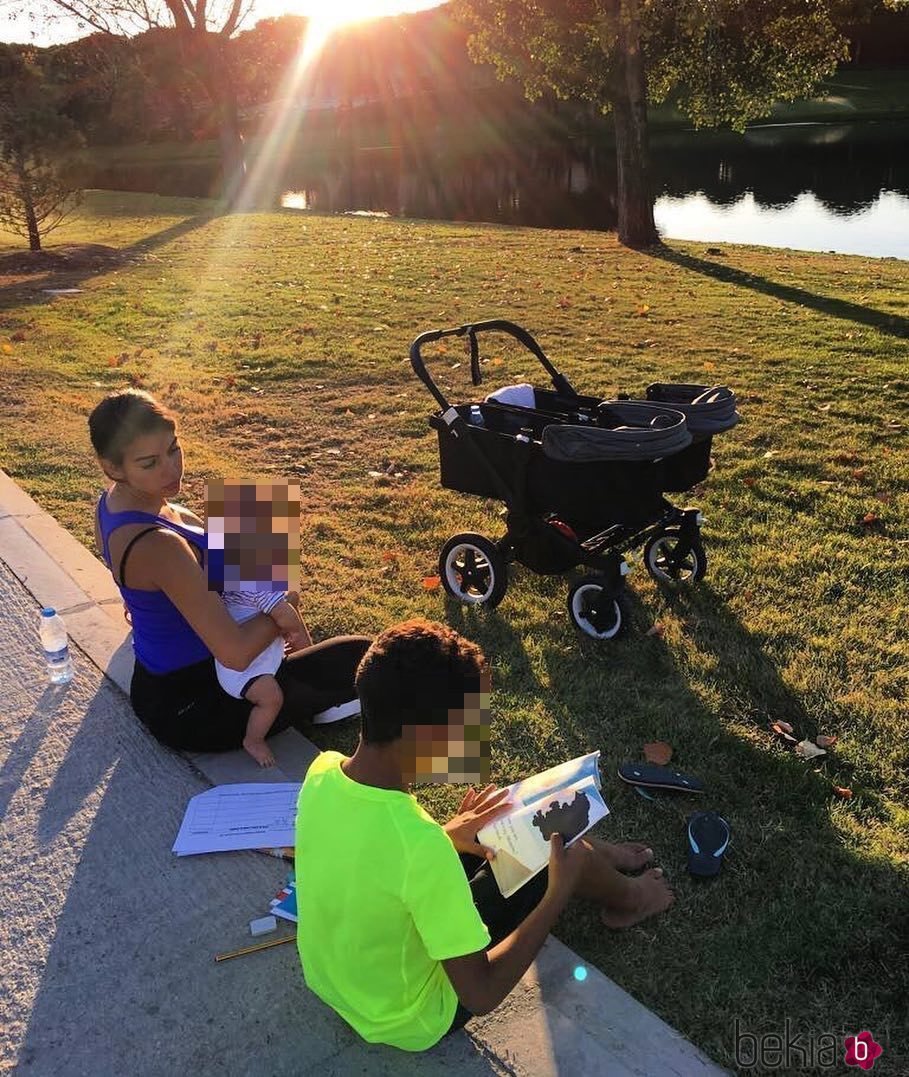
[[645, 384, 739, 436], [542, 402, 691, 463]]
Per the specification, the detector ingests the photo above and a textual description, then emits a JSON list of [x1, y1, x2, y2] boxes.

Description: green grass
[[1, 191, 907, 1073]]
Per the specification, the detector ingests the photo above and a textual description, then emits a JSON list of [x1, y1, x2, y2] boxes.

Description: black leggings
[[130, 636, 372, 752]]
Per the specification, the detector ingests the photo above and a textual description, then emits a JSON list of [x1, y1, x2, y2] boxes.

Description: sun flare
[[297, 0, 427, 66]]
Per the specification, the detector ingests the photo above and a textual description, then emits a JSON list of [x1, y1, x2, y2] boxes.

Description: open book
[[476, 751, 609, 898]]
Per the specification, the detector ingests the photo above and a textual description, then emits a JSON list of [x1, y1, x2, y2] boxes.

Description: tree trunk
[[610, 0, 659, 249], [189, 33, 247, 207], [15, 154, 42, 252]]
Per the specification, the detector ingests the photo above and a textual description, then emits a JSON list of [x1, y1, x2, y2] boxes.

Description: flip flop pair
[[618, 764, 730, 877]]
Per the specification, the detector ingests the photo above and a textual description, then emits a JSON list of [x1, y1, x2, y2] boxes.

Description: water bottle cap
[[41, 607, 57, 617]]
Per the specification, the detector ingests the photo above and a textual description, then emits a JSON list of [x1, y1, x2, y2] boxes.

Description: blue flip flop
[[686, 811, 730, 877]]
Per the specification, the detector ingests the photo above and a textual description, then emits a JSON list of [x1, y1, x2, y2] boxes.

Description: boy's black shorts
[[444, 852, 550, 1036]]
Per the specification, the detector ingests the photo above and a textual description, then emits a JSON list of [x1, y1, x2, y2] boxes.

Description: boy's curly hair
[[355, 619, 486, 744]]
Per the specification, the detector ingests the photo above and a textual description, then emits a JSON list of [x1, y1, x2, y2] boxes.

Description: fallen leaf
[[851, 468, 868, 482], [833, 786, 853, 799], [795, 739, 827, 760], [0, 343, 11, 354], [645, 622, 666, 638], [643, 741, 673, 765], [422, 575, 441, 590], [742, 477, 756, 487], [380, 551, 397, 563], [636, 303, 650, 316], [10, 330, 26, 342], [816, 735, 838, 749], [771, 722, 798, 743], [861, 512, 879, 525], [763, 450, 778, 459], [817, 403, 831, 412], [703, 361, 716, 371]]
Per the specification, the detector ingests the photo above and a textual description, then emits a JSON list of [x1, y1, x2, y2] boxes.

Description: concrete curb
[[0, 469, 729, 1076]]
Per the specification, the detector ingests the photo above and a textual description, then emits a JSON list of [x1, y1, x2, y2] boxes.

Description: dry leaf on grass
[[643, 741, 673, 765], [380, 551, 397, 563], [816, 735, 838, 749], [833, 786, 853, 799], [795, 739, 827, 760], [771, 721, 797, 743], [645, 622, 666, 638], [422, 576, 441, 590]]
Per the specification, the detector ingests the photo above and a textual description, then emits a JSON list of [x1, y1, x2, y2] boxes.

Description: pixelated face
[[204, 479, 300, 591], [400, 670, 491, 784]]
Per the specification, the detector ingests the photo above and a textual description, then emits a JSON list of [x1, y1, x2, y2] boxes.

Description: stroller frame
[[411, 319, 712, 639]]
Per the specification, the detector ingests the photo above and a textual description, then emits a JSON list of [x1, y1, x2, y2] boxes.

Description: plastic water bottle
[[39, 608, 74, 684], [468, 405, 484, 426]]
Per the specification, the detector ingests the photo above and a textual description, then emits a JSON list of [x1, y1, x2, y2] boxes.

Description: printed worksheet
[[172, 783, 301, 855]]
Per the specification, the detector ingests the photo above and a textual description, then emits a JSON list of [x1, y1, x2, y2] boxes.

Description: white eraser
[[249, 915, 277, 937]]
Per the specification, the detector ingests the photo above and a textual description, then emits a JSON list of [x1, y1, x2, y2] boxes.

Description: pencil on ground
[[215, 933, 297, 962]]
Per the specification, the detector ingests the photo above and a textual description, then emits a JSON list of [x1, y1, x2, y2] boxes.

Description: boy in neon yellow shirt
[[295, 620, 672, 1051]]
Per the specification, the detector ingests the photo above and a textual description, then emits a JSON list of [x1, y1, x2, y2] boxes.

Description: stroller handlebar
[[409, 319, 576, 412]]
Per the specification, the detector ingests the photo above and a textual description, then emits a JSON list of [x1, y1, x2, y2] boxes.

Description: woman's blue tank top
[[97, 491, 211, 675]]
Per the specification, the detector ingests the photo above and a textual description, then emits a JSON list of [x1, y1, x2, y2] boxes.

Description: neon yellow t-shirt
[[295, 751, 491, 1051]]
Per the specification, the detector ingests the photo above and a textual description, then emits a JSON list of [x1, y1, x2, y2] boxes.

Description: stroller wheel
[[567, 578, 627, 641], [439, 533, 508, 609], [643, 528, 708, 584]]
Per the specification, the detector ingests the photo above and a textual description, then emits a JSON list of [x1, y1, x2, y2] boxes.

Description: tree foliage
[[453, 0, 860, 245], [37, 0, 252, 200], [0, 44, 84, 251], [454, 0, 852, 132]]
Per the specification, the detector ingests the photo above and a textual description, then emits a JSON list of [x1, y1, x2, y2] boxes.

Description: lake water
[[91, 120, 909, 259]]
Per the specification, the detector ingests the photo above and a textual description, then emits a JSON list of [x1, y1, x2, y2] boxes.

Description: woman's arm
[[148, 530, 280, 671]]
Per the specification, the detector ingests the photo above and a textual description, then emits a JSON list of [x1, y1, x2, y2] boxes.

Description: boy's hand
[[546, 833, 591, 903], [444, 785, 512, 861]]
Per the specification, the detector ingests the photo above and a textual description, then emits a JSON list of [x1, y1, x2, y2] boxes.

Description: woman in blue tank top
[[88, 389, 370, 753]]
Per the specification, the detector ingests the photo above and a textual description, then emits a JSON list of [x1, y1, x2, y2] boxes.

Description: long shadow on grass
[[521, 582, 906, 1072], [651, 245, 909, 340], [0, 211, 219, 309]]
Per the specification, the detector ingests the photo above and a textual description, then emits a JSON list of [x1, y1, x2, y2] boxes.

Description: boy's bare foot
[[244, 736, 276, 767], [597, 840, 654, 872], [600, 868, 674, 929]]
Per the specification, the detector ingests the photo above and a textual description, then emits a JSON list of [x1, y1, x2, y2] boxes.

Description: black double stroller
[[410, 320, 739, 640]]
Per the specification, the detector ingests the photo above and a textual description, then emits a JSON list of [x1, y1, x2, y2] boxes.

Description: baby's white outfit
[[215, 589, 287, 699]]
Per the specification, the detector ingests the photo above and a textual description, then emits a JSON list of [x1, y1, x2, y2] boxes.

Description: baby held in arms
[[207, 479, 308, 766]]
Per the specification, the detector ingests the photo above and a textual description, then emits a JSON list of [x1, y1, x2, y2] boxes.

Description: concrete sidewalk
[[0, 471, 728, 1076]]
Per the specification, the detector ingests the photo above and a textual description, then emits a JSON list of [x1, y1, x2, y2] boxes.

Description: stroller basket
[[431, 400, 689, 528]]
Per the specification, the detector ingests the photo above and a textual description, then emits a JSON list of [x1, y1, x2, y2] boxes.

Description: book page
[[478, 771, 609, 898]]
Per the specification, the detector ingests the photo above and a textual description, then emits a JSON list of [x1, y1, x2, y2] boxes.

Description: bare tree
[[0, 44, 84, 252]]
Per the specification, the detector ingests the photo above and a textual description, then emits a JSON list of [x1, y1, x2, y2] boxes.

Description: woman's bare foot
[[600, 868, 674, 929], [594, 839, 654, 873], [243, 736, 276, 767]]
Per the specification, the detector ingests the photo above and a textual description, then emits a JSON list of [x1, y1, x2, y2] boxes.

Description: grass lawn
[[1, 192, 907, 1072]]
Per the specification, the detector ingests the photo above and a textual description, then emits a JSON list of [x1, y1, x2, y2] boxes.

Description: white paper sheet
[[172, 783, 301, 856]]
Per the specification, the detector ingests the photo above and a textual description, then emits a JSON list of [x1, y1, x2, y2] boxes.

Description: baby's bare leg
[[243, 675, 283, 767]]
